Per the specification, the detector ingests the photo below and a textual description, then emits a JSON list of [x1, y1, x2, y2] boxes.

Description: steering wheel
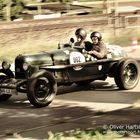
[[82, 49, 96, 61]]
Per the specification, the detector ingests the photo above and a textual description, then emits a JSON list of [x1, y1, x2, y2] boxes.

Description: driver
[[87, 31, 107, 59], [74, 28, 92, 49]]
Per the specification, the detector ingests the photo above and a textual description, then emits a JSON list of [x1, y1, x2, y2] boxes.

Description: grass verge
[[104, 28, 140, 47], [47, 129, 124, 140], [0, 42, 57, 63], [0, 28, 140, 63]]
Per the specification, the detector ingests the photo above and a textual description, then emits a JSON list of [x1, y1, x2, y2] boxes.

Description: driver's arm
[[88, 42, 107, 59]]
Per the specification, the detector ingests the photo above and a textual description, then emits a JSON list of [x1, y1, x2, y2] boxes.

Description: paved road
[[0, 77, 140, 140]]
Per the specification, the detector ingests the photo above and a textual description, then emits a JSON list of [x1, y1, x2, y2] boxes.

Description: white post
[[37, 5, 42, 14], [103, 0, 110, 14], [6, 2, 11, 21], [114, 0, 119, 36]]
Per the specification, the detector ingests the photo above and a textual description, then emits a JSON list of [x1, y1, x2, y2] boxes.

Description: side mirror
[[70, 38, 74, 43], [58, 43, 61, 49]]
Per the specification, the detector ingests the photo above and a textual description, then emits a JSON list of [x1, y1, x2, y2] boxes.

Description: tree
[[0, 0, 25, 21], [10, 0, 25, 20], [0, 0, 6, 20], [40, 0, 73, 3]]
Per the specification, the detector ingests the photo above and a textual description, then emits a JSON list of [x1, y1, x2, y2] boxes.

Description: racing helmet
[[90, 31, 102, 41], [75, 28, 87, 40]]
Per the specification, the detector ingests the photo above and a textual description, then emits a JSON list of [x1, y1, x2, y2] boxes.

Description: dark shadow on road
[[0, 80, 115, 109], [56, 81, 140, 105], [57, 80, 117, 95], [0, 94, 31, 109], [0, 103, 140, 139], [0, 79, 140, 139], [0, 80, 140, 108]]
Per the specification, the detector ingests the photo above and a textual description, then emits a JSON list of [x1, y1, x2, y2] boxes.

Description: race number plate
[[0, 88, 15, 95], [70, 52, 86, 71], [70, 52, 85, 64]]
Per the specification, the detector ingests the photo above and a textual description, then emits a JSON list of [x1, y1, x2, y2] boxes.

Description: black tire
[[108, 58, 126, 77], [0, 69, 14, 101], [114, 58, 139, 90], [27, 70, 57, 108], [0, 69, 14, 79], [0, 94, 12, 101]]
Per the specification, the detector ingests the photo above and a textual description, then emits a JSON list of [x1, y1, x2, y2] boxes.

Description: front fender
[[0, 69, 14, 79]]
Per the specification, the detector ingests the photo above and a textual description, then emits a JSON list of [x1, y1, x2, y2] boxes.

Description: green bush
[[0, 0, 25, 20], [47, 129, 123, 140]]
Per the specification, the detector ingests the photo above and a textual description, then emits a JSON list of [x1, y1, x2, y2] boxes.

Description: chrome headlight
[[23, 62, 29, 71], [2, 61, 11, 70]]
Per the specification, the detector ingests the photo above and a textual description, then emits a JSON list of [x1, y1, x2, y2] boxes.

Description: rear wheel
[[114, 58, 139, 90], [27, 70, 57, 107]]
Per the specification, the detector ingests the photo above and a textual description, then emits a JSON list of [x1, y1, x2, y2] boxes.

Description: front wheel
[[27, 70, 57, 108], [114, 58, 139, 90]]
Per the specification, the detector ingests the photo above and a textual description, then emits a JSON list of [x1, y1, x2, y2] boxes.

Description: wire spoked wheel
[[123, 63, 138, 86], [114, 58, 139, 90], [34, 77, 51, 102], [27, 70, 57, 107]]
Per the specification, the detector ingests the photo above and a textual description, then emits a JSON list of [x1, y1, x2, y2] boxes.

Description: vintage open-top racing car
[[0, 39, 139, 107]]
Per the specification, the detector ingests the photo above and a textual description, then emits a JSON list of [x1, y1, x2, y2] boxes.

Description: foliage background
[[0, 0, 25, 20]]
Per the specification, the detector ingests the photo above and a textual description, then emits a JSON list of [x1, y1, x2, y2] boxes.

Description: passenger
[[74, 28, 92, 50], [87, 31, 107, 59], [74, 28, 87, 47]]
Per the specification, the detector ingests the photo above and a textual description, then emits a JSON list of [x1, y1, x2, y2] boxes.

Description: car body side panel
[[45, 61, 112, 84]]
